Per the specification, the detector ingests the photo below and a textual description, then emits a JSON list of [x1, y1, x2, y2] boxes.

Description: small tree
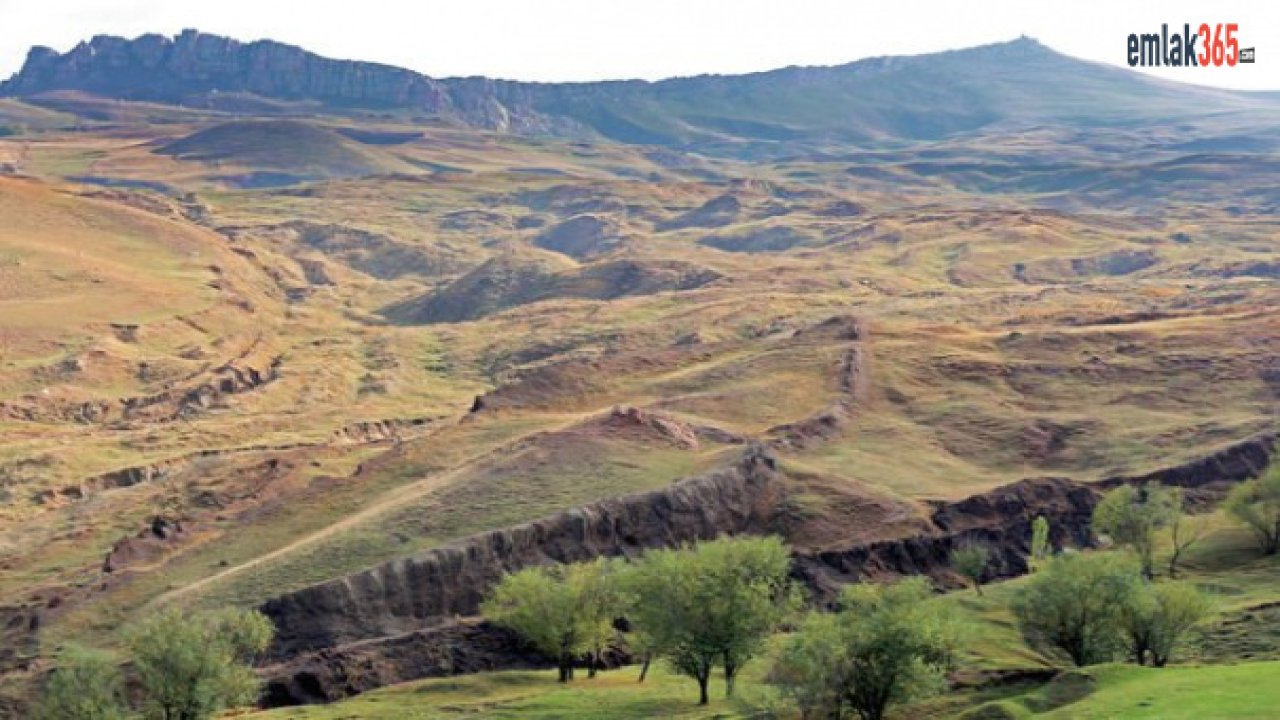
[[36, 645, 127, 720], [1224, 465, 1280, 555], [484, 565, 587, 682], [629, 626, 660, 683], [771, 578, 965, 720], [573, 559, 622, 679], [1011, 552, 1141, 666], [950, 543, 992, 596], [127, 607, 274, 720], [625, 536, 796, 704], [1166, 488, 1208, 578], [769, 613, 844, 719], [1093, 483, 1178, 578], [1030, 516, 1051, 572], [1119, 581, 1213, 667]]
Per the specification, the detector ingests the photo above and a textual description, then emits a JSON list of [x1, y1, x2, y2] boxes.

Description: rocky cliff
[[6, 31, 439, 107], [7, 31, 1269, 149], [0, 30, 552, 131], [260, 445, 784, 657]]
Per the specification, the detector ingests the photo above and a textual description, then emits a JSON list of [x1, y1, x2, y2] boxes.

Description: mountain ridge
[[6, 30, 1277, 152]]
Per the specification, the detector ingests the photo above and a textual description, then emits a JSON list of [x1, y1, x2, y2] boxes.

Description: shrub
[[1224, 464, 1280, 555], [127, 607, 274, 720], [770, 577, 965, 720], [1011, 552, 1141, 666], [950, 542, 992, 595], [35, 645, 127, 720], [1092, 483, 1177, 578], [1120, 581, 1213, 667]]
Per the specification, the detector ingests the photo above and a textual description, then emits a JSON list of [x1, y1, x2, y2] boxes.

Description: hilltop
[[5, 31, 1280, 154]]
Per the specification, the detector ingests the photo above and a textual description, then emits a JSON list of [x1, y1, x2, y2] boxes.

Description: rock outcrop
[[260, 445, 783, 657], [5, 31, 456, 115], [260, 620, 563, 707], [102, 516, 187, 573]]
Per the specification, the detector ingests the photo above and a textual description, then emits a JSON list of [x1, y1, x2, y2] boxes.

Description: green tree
[[1224, 465, 1280, 556], [484, 564, 591, 682], [950, 543, 992, 595], [1165, 488, 1208, 578], [1030, 516, 1051, 572], [769, 612, 843, 719], [574, 558, 622, 679], [1119, 581, 1213, 667], [629, 626, 660, 683], [35, 645, 127, 720], [1093, 483, 1178, 578], [770, 578, 965, 720], [1011, 552, 1142, 666], [127, 607, 274, 720], [625, 535, 796, 704]]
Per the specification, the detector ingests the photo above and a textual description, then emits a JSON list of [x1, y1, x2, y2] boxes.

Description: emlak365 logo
[[1127, 24, 1255, 68]]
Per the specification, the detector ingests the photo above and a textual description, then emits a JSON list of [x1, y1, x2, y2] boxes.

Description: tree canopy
[[1093, 483, 1178, 578], [1224, 464, 1280, 556], [771, 577, 965, 720], [1011, 551, 1142, 666], [624, 535, 797, 704], [126, 607, 273, 720]]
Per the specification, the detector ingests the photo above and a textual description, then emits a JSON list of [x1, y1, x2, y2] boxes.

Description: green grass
[[1021, 662, 1280, 719], [253, 664, 760, 720]]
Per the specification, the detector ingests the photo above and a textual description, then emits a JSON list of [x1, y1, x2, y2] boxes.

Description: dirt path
[[152, 413, 593, 606], [157, 332, 871, 607]]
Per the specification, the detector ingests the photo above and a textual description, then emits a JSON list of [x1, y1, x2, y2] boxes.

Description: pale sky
[[0, 0, 1276, 90]]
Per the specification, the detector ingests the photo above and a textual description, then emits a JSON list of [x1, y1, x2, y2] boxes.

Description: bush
[[1119, 581, 1212, 666], [1092, 483, 1177, 578], [1011, 552, 1141, 666], [950, 542, 992, 595], [127, 607, 274, 720], [36, 645, 127, 720], [770, 577, 965, 720], [1224, 464, 1280, 555]]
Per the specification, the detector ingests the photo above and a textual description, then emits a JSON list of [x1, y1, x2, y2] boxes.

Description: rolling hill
[[0, 28, 1276, 719], [156, 119, 416, 183]]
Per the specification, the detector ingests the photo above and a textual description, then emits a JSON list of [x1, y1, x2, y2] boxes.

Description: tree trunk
[[587, 653, 598, 679], [974, 580, 983, 596], [638, 653, 651, 683], [558, 652, 574, 682], [697, 668, 710, 705], [724, 651, 737, 697]]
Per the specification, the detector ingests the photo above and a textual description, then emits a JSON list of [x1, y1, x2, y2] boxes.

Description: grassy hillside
[[156, 120, 418, 183]]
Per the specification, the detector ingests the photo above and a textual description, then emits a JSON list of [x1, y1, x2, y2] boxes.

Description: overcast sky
[[0, 0, 1275, 90]]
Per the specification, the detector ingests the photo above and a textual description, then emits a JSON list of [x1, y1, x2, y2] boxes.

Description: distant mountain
[[3, 30, 1276, 152]]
